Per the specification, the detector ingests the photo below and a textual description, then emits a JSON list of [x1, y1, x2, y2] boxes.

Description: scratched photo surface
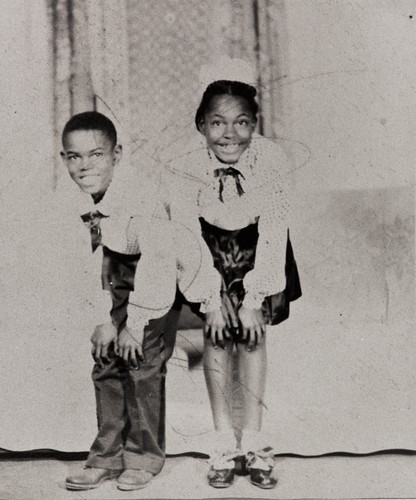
[[0, 0, 415, 494]]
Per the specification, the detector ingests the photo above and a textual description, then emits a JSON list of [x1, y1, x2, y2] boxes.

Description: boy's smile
[[61, 129, 122, 198], [200, 94, 256, 164]]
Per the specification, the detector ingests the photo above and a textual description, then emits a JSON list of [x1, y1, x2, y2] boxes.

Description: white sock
[[241, 429, 271, 454], [206, 429, 239, 459]]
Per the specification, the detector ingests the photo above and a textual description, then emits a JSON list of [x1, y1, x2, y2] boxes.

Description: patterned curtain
[[49, 0, 129, 187], [49, 0, 285, 177], [216, 0, 289, 140]]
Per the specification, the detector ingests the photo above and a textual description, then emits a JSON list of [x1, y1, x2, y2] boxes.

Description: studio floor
[[1, 453, 416, 500]]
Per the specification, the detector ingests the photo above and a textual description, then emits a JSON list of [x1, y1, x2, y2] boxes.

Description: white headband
[[198, 56, 257, 96]]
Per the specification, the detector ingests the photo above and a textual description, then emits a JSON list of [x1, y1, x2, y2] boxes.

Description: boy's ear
[[113, 144, 122, 164]]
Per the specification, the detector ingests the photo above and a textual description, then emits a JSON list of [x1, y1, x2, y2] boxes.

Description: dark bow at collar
[[80, 211, 108, 253], [214, 167, 245, 202]]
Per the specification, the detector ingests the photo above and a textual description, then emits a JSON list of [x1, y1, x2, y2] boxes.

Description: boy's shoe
[[207, 451, 238, 488], [65, 466, 121, 490], [246, 447, 277, 489], [117, 469, 154, 490]]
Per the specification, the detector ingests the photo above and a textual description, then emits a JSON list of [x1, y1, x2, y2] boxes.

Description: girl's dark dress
[[200, 217, 301, 340]]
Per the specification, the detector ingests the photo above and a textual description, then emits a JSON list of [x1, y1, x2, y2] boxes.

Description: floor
[[1, 453, 416, 500]]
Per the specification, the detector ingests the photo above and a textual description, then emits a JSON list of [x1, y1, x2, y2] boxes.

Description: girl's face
[[199, 94, 256, 164]]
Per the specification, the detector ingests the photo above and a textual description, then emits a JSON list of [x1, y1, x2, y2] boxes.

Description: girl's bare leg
[[203, 336, 235, 431], [236, 335, 267, 432]]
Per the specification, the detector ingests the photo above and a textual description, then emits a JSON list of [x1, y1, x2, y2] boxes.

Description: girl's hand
[[238, 307, 266, 351], [91, 322, 117, 368], [205, 308, 231, 349], [117, 326, 145, 369]]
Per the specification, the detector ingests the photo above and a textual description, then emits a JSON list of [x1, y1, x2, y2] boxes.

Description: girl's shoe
[[207, 451, 238, 488], [233, 454, 248, 476], [246, 447, 277, 489]]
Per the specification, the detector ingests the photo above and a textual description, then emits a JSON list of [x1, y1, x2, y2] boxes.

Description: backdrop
[[0, 0, 415, 454]]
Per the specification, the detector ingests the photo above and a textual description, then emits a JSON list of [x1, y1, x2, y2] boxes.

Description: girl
[[165, 60, 301, 489]]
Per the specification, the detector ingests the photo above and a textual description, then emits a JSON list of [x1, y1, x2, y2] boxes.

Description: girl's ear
[[197, 118, 205, 135]]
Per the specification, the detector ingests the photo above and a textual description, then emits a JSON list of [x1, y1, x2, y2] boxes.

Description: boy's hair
[[195, 80, 258, 130], [62, 111, 117, 148]]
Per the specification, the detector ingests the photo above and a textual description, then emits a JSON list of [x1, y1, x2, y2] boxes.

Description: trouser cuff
[[85, 455, 123, 470], [123, 451, 165, 474]]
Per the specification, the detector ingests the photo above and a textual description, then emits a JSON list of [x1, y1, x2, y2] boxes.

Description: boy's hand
[[238, 307, 265, 351], [91, 322, 117, 368], [117, 326, 145, 370], [205, 308, 231, 349]]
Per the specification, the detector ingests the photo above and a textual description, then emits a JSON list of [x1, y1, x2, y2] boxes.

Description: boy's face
[[199, 94, 256, 164], [61, 129, 122, 197]]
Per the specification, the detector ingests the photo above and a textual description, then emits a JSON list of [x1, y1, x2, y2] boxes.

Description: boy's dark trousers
[[85, 247, 181, 474]]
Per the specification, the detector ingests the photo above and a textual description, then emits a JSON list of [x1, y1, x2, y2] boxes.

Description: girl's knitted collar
[[165, 133, 263, 184], [205, 140, 258, 178]]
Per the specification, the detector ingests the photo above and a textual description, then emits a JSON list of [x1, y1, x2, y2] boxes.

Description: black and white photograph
[[0, 1, 415, 499]]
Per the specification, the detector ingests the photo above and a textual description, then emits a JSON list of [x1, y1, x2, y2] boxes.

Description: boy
[[60, 112, 221, 491]]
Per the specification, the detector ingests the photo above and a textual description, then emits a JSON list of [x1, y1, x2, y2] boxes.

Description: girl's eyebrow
[[209, 112, 250, 118]]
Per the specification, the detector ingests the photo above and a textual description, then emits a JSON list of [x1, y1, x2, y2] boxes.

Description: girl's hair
[[195, 80, 258, 130], [62, 111, 117, 148]]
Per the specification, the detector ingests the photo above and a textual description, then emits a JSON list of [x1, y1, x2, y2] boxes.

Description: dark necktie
[[80, 211, 108, 253], [214, 167, 245, 203]]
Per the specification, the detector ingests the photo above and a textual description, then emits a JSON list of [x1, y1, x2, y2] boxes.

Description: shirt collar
[[206, 142, 253, 179]]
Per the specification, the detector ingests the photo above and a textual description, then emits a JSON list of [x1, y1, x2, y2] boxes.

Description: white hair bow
[[198, 56, 257, 95]]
